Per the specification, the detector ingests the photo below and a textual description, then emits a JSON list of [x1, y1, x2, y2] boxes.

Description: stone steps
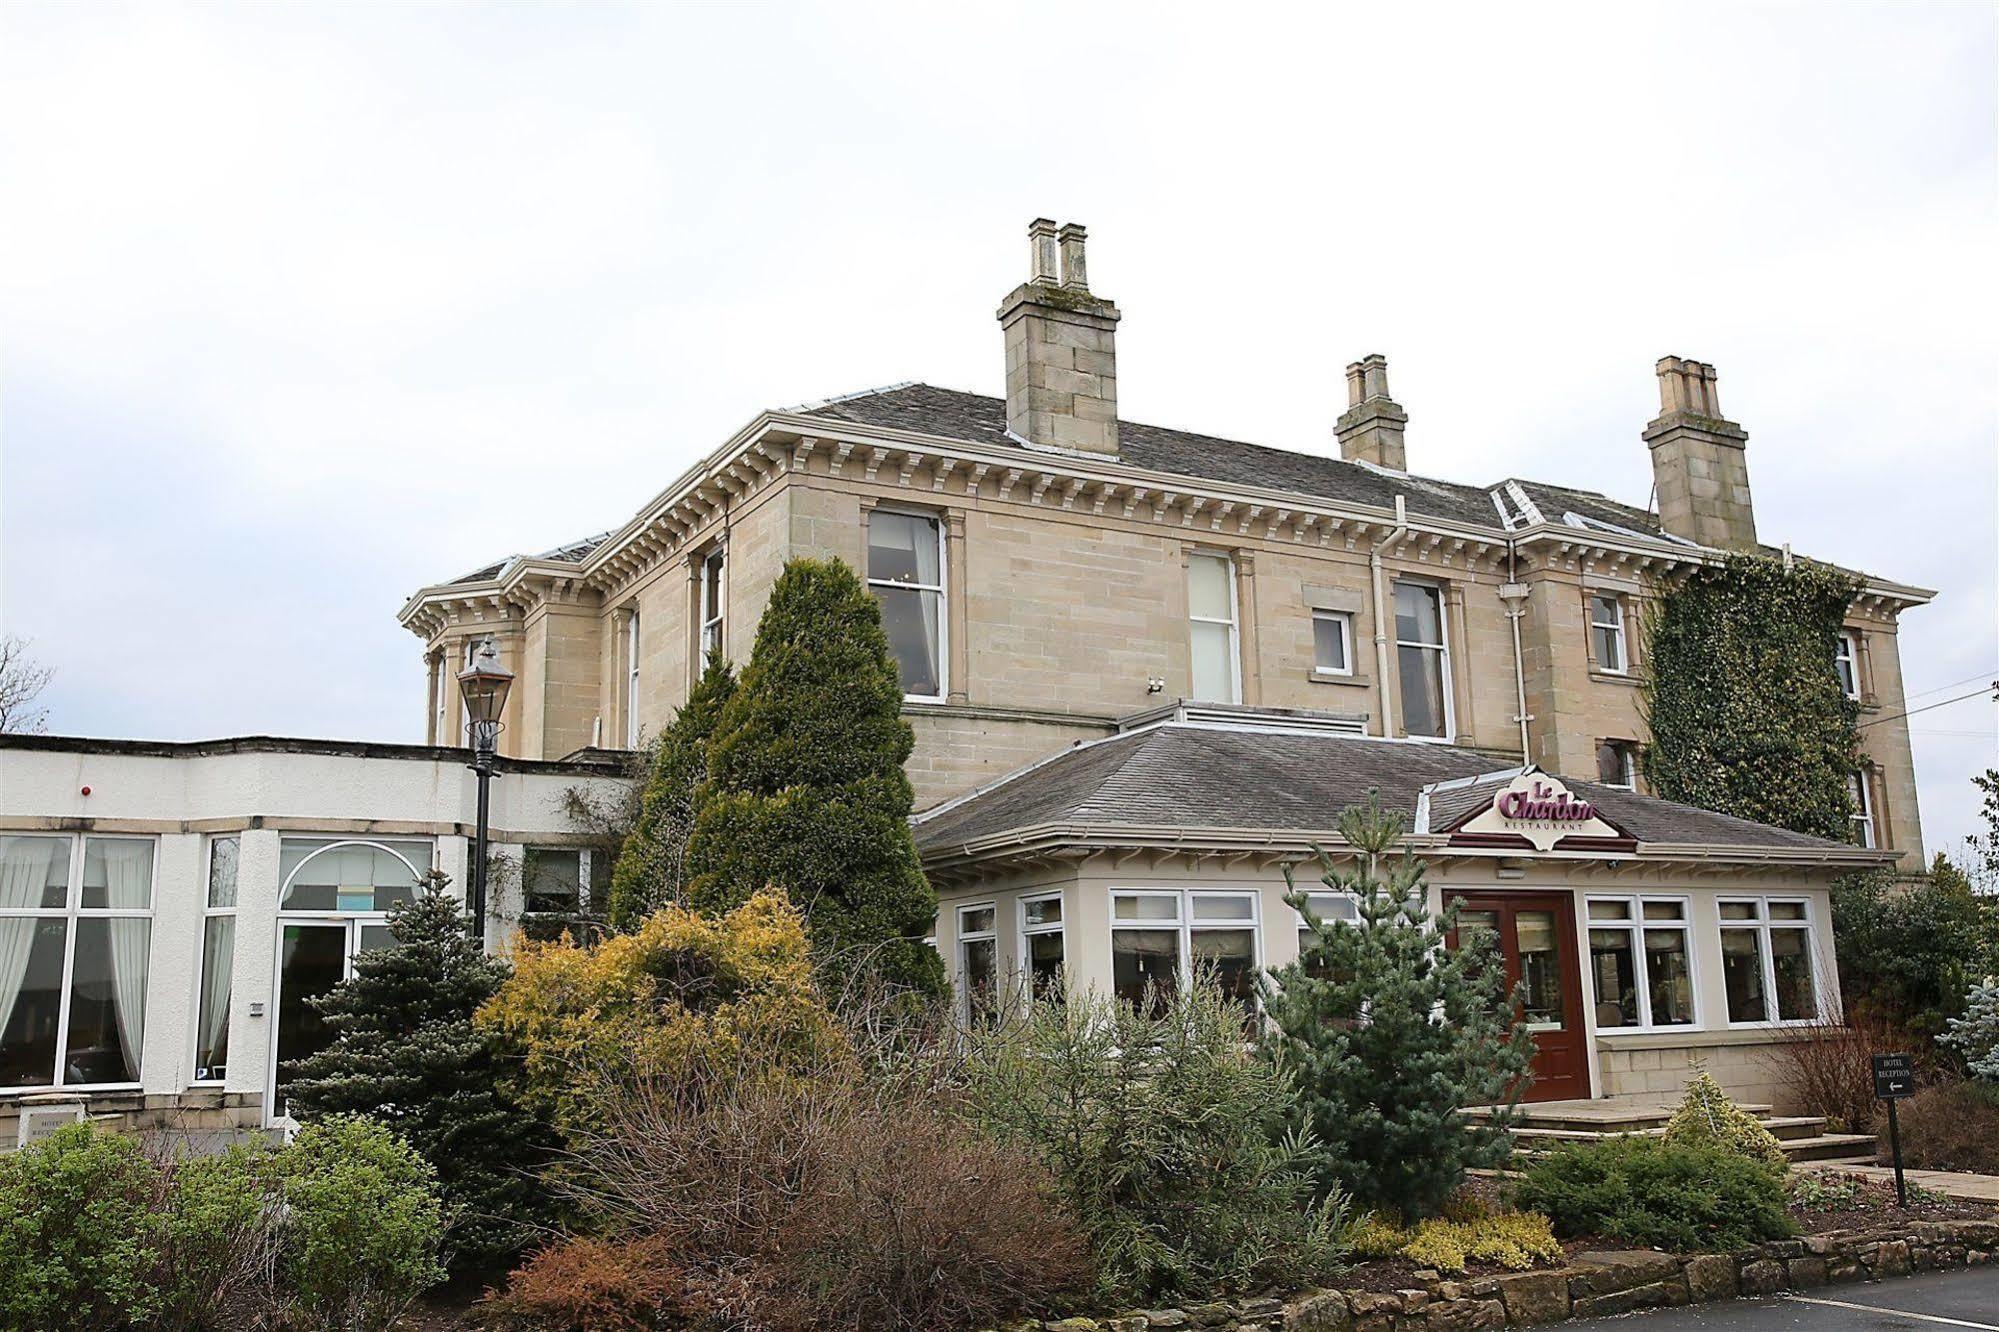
[[1491, 1102, 1876, 1164]]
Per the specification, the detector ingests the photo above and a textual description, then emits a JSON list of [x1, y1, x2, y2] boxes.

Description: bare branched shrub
[[1761, 1018, 1900, 1132], [1884, 1080, 1999, 1173]]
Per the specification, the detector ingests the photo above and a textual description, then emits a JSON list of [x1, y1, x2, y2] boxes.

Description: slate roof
[[912, 723, 1861, 859], [799, 383, 1669, 538], [450, 532, 612, 585]]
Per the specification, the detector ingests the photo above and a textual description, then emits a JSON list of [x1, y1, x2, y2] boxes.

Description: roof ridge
[[1064, 725, 1179, 821]]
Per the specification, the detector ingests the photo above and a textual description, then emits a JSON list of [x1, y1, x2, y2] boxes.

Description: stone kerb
[[999, 1218, 1999, 1332]]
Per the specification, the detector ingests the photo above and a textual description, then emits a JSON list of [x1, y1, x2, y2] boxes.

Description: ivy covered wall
[[1641, 553, 1863, 844]]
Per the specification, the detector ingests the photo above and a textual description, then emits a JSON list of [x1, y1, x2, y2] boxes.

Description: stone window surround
[[692, 540, 727, 674], [1389, 576, 1460, 743], [1182, 545, 1247, 705]]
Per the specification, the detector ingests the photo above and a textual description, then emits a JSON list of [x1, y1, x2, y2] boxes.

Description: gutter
[[1370, 494, 1413, 739]]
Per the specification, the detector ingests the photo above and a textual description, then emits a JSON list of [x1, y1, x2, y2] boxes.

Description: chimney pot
[[1028, 218, 1060, 286], [1057, 222, 1089, 290], [1344, 361, 1366, 408], [1360, 353, 1390, 402]]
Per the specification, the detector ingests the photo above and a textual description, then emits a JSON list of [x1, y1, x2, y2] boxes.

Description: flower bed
[[1023, 1215, 1999, 1332]]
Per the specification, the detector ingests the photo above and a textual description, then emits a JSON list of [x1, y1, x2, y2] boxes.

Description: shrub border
[[1023, 1217, 1999, 1332]]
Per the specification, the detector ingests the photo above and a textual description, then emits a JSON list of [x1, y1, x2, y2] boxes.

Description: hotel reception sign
[[1450, 772, 1629, 852]]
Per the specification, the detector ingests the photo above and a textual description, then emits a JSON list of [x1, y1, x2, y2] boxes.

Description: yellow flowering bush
[[476, 887, 853, 1139], [1662, 1071, 1788, 1169]]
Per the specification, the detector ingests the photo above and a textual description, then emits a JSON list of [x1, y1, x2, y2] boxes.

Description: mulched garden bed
[[1787, 1169, 1997, 1231]]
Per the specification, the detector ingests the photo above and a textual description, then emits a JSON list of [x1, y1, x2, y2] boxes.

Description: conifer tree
[[287, 872, 549, 1268], [684, 558, 945, 1000], [1260, 792, 1533, 1220], [605, 650, 736, 931]]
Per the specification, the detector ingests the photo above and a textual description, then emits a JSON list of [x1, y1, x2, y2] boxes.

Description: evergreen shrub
[[1660, 1070, 1788, 1169], [683, 558, 944, 1000], [287, 872, 549, 1267], [1516, 1137, 1792, 1252], [605, 651, 735, 932], [1260, 792, 1533, 1220], [964, 978, 1345, 1304]]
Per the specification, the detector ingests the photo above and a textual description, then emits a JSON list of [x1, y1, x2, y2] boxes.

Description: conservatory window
[[957, 904, 998, 1026], [1720, 898, 1819, 1025], [1586, 897, 1694, 1030], [0, 835, 154, 1090], [1020, 894, 1066, 1002], [193, 836, 238, 1084], [868, 511, 946, 700]]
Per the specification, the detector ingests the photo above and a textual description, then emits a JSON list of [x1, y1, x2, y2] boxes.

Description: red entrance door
[[1445, 892, 1588, 1103]]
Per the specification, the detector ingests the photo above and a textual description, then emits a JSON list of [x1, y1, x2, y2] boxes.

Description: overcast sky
[[2, 3, 1994, 858]]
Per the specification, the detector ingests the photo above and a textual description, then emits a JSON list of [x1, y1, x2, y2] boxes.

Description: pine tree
[[605, 650, 736, 932], [1259, 792, 1534, 1220], [286, 872, 550, 1269], [683, 558, 945, 1000]]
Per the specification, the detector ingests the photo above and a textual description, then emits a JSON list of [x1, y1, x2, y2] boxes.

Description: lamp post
[[456, 637, 514, 943]]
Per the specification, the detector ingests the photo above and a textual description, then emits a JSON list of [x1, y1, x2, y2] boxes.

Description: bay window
[[1187, 552, 1240, 702], [1020, 894, 1065, 1002], [0, 834, 154, 1090], [194, 836, 238, 1083], [1111, 889, 1258, 1021], [1586, 897, 1694, 1029], [1720, 897, 1819, 1025], [1393, 581, 1452, 739], [868, 510, 946, 700]]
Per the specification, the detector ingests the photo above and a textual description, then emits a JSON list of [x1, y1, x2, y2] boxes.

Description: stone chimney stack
[[998, 218, 1121, 456], [1335, 353, 1409, 471], [1643, 356, 1756, 549]]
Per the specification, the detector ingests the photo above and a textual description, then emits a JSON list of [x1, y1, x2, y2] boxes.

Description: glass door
[[1445, 892, 1588, 1102], [272, 923, 345, 1121]]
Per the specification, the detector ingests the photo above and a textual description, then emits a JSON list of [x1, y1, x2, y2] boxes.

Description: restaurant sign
[[1451, 771, 1627, 852]]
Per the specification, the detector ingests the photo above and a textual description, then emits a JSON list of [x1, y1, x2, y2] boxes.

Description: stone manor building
[[0, 221, 1933, 1138]]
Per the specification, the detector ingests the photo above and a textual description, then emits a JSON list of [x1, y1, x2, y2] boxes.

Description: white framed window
[[1312, 610, 1354, 677], [193, 835, 238, 1084], [1834, 631, 1861, 701], [868, 510, 947, 701], [1393, 581, 1453, 740], [431, 657, 447, 744], [1849, 769, 1877, 849], [1719, 897, 1819, 1026], [1187, 551, 1241, 703], [698, 548, 726, 660], [1111, 889, 1259, 1021], [1292, 891, 1359, 978], [271, 838, 433, 1121], [1020, 893, 1066, 1003], [625, 611, 642, 747], [956, 903, 998, 1026], [1590, 594, 1627, 674], [1586, 896, 1695, 1030], [1596, 740, 1637, 791], [521, 847, 593, 941], [0, 834, 156, 1091]]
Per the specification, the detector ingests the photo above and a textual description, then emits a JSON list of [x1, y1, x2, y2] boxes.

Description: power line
[[1858, 682, 1998, 731], [1901, 668, 1999, 705]]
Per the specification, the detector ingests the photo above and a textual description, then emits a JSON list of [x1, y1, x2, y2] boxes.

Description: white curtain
[[197, 916, 234, 1075], [97, 842, 152, 1081], [0, 838, 57, 1044]]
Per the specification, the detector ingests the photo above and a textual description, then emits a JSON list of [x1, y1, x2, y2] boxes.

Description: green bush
[[1833, 864, 1999, 1046], [964, 978, 1345, 1304], [154, 1145, 277, 1330], [1261, 793, 1533, 1220], [1943, 978, 1999, 1082], [0, 1122, 165, 1330], [1516, 1137, 1792, 1253], [683, 558, 944, 1000], [1661, 1071, 1788, 1169], [272, 1115, 448, 1332]]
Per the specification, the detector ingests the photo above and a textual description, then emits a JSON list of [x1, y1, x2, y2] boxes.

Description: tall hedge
[[683, 558, 945, 1000], [1641, 553, 1862, 843], [605, 651, 736, 932]]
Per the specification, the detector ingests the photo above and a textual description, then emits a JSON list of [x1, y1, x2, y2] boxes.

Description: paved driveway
[[1571, 1267, 1999, 1331]]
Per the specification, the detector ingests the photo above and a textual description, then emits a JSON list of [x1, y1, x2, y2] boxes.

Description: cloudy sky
[[3, 4, 1994, 857]]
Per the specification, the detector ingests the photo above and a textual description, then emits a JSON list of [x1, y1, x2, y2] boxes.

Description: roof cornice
[[398, 401, 1936, 638]]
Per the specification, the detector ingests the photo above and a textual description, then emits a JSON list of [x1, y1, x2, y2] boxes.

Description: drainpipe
[[1501, 536, 1533, 762], [1369, 495, 1412, 738]]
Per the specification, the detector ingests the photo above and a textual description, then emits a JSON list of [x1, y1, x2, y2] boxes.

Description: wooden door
[[1446, 892, 1588, 1103]]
